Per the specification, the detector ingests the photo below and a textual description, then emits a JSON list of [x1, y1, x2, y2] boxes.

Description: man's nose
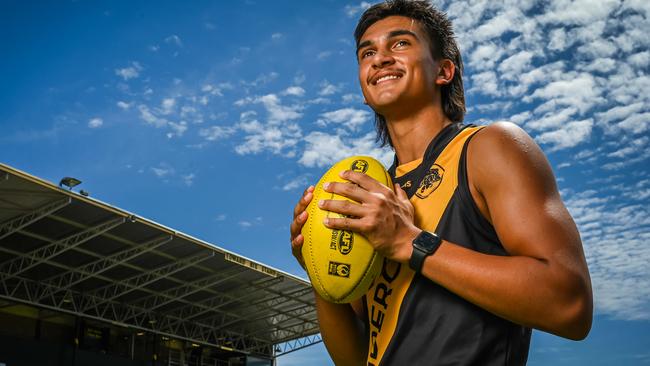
[[372, 50, 395, 68]]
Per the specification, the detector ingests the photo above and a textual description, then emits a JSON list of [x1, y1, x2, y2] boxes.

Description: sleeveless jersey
[[364, 123, 531, 366]]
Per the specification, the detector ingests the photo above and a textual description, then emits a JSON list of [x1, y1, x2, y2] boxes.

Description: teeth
[[376, 75, 401, 84]]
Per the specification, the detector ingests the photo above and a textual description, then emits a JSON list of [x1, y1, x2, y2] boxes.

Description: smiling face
[[357, 16, 439, 117]]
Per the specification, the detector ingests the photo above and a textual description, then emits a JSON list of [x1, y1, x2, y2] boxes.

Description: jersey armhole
[[457, 129, 499, 236]]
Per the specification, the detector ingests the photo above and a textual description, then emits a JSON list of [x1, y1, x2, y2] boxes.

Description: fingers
[[318, 198, 364, 218], [339, 170, 391, 193], [291, 233, 306, 270], [324, 216, 364, 233], [290, 210, 308, 237], [323, 181, 370, 203], [293, 186, 314, 218]]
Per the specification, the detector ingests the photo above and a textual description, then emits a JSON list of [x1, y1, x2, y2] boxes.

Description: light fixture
[[79, 190, 89, 197], [59, 177, 82, 190]]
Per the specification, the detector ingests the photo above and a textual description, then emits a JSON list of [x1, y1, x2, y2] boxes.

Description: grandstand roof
[[0, 163, 320, 357]]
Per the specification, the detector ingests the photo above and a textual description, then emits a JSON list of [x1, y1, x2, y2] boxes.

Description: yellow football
[[302, 156, 391, 303]]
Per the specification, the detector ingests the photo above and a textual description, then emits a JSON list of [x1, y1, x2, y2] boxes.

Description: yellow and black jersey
[[364, 123, 531, 366]]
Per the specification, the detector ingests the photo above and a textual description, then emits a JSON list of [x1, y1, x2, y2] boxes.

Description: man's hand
[[290, 185, 314, 270], [319, 169, 420, 263]]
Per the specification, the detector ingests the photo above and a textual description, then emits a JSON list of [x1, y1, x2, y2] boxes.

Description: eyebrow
[[356, 29, 419, 54]]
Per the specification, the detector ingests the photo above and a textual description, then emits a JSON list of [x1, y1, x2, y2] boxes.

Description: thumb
[[394, 183, 408, 200]]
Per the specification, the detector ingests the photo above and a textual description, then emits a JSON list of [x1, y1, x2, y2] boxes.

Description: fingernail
[[323, 182, 330, 190], [323, 218, 329, 226], [318, 200, 324, 207], [339, 170, 348, 178]]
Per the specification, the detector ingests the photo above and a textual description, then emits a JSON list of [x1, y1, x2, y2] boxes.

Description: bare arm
[[290, 187, 367, 364], [424, 122, 592, 339], [320, 122, 593, 340]]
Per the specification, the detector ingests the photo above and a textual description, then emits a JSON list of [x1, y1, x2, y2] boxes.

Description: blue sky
[[1, 0, 649, 364]]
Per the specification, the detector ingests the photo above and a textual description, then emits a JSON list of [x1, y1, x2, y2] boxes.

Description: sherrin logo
[[415, 164, 444, 199], [350, 159, 369, 173], [328, 261, 351, 278]]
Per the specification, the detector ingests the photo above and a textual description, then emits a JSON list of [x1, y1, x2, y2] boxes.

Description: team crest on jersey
[[350, 159, 369, 173], [415, 164, 444, 199]]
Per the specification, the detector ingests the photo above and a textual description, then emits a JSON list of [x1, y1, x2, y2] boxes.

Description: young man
[[290, 1, 593, 365]]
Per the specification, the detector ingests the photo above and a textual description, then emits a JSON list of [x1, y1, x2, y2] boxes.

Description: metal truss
[[0, 166, 322, 358], [34, 235, 174, 302], [273, 334, 323, 356], [0, 197, 71, 240], [0, 216, 126, 278], [0, 269, 319, 356], [127, 265, 248, 315], [83, 250, 215, 310]]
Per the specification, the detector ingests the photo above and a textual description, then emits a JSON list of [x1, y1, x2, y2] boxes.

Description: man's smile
[[370, 70, 404, 85]]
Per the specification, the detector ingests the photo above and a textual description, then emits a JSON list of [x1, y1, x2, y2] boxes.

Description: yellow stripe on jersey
[[365, 126, 483, 366]]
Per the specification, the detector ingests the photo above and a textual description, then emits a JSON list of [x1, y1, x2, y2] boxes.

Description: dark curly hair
[[354, 0, 466, 148]]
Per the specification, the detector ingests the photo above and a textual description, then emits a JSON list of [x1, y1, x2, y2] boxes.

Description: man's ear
[[435, 59, 455, 86]]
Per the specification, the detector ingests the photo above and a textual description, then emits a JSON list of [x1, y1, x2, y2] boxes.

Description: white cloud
[[317, 51, 332, 60], [525, 74, 603, 114], [344, 1, 371, 18], [469, 71, 500, 97], [536, 119, 593, 150], [316, 108, 371, 132], [342, 93, 363, 104], [161, 98, 176, 115], [257, 94, 303, 123], [628, 51, 650, 68], [565, 189, 650, 320], [498, 51, 533, 79], [165, 34, 183, 47], [182, 173, 195, 186], [299, 131, 393, 168], [271, 32, 283, 40], [115, 62, 143, 80], [236, 122, 301, 156], [547, 28, 568, 51], [138, 104, 167, 127], [536, 0, 620, 26], [166, 121, 187, 138], [199, 125, 236, 141], [88, 117, 103, 128], [151, 163, 174, 178], [319, 81, 340, 96], [473, 9, 517, 41], [116, 101, 131, 110], [468, 42, 505, 70], [282, 86, 305, 97], [282, 175, 310, 191], [526, 107, 578, 131]]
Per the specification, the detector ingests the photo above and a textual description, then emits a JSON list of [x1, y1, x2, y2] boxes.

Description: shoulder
[[467, 121, 557, 197], [469, 122, 534, 158]]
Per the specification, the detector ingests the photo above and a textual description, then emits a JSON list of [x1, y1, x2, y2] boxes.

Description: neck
[[385, 105, 451, 165]]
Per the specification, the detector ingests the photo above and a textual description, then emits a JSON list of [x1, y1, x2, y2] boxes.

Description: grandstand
[[0, 163, 321, 366]]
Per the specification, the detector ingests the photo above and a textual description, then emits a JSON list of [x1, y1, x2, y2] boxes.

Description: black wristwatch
[[409, 231, 442, 273]]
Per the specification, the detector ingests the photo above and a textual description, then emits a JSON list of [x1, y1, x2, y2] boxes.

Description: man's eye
[[361, 50, 375, 59], [395, 40, 409, 47]]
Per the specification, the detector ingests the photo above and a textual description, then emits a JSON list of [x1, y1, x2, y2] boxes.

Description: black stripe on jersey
[[379, 128, 531, 366]]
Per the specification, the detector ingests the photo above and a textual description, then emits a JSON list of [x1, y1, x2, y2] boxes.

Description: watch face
[[414, 231, 440, 253]]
